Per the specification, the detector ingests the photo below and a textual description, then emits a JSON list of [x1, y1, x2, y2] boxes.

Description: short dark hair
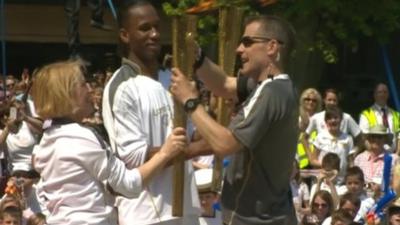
[[324, 88, 340, 100], [117, 0, 152, 28], [345, 166, 365, 183], [322, 152, 340, 171], [116, 0, 153, 57], [324, 106, 343, 121], [244, 15, 296, 67], [388, 205, 400, 217]]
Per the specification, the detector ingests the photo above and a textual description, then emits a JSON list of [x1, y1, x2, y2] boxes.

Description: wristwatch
[[184, 98, 201, 113]]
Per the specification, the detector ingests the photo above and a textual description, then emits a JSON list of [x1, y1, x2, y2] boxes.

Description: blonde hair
[[299, 88, 322, 114], [32, 60, 85, 119]]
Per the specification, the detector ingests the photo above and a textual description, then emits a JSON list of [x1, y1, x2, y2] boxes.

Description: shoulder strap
[[87, 126, 109, 154], [86, 125, 125, 196]]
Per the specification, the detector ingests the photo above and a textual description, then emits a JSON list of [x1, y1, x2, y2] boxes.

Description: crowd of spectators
[[294, 85, 400, 225]]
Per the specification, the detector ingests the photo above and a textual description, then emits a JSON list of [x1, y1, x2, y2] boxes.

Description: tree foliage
[[162, 0, 400, 63]]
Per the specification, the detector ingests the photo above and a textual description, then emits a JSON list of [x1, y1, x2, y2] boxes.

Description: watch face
[[187, 101, 195, 108], [185, 98, 200, 112]]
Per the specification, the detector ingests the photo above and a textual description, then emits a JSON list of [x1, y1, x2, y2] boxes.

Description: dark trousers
[[65, 0, 104, 56]]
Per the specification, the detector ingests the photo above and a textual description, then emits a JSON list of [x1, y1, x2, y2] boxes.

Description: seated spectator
[[195, 168, 222, 225], [330, 208, 354, 225], [310, 153, 345, 207], [299, 88, 323, 132], [305, 89, 361, 152], [388, 204, 400, 225], [8, 163, 43, 220], [6, 95, 43, 177], [308, 106, 353, 184], [0, 206, 22, 225], [26, 212, 46, 225], [354, 124, 396, 183], [343, 166, 374, 223], [322, 193, 360, 225], [308, 190, 334, 224], [297, 88, 322, 169], [291, 160, 311, 223], [5, 76, 16, 95], [0, 194, 24, 212]]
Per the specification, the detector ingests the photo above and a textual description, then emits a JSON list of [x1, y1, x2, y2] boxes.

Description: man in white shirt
[[102, 1, 200, 224]]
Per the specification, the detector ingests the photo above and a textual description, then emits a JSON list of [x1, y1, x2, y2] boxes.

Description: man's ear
[[266, 40, 279, 55], [119, 28, 129, 44]]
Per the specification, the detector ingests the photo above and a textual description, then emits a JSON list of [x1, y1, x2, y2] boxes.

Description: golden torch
[[171, 14, 198, 217]]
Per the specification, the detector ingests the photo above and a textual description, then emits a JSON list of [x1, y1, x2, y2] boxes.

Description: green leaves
[[162, 0, 400, 64]]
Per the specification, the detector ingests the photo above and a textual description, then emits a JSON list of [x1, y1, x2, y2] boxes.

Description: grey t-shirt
[[222, 76, 298, 225]]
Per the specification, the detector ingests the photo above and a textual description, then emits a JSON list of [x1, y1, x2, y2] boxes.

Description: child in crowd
[[291, 160, 311, 222], [0, 206, 23, 225], [354, 124, 395, 184], [26, 212, 46, 225], [195, 168, 222, 225], [322, 193, 360, 225], [388, 204, 400, 225], [330, 209, 354, 225], [310, 153, 345, 208], [344, 166, 375, 223], [309, 106, 353, 184]]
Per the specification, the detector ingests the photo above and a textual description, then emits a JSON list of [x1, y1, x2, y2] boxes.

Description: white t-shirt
[[306, 111, 361, 138], [6, 98, 39, 171], [33, 123, 143, 225], [356, 193, 375, 223], [7, 121, 37, 170], [198, 210, 222, 225], [291, 180, 310, 222], [313, 130, 353, 184], [103, 68, 200, 225]]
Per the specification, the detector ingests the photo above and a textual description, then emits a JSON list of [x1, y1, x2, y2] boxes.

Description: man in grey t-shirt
[[171, 15, 298, 225]]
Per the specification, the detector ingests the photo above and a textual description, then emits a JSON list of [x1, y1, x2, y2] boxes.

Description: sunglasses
[[313, 202, 328, 208], [239, 36, 283, 48], [304, 97, 317, 103]]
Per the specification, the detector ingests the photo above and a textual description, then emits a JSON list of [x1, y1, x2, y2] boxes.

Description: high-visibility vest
[[361, 107, 400, 133], [297, 131, 317, 169]]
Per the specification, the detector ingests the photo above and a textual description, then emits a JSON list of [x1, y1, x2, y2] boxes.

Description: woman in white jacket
[[31, 60, 186, 225]]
